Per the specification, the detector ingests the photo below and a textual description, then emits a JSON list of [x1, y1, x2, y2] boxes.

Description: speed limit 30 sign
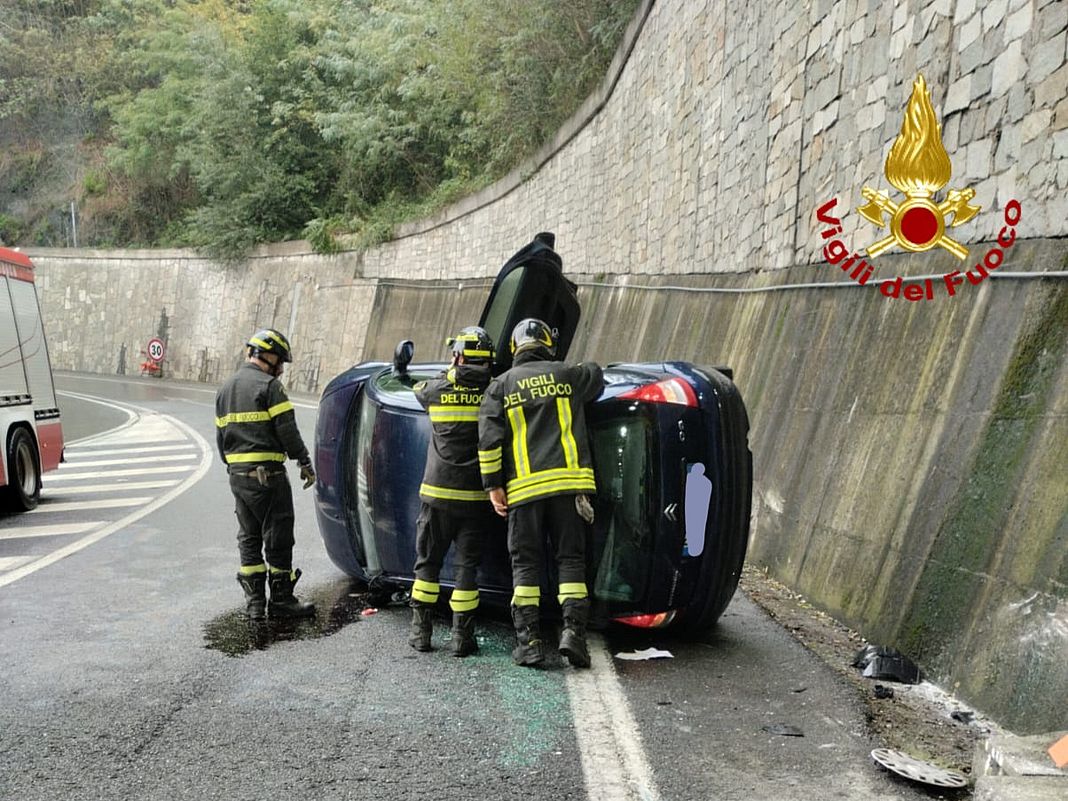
[[146, 337, 166, 363]]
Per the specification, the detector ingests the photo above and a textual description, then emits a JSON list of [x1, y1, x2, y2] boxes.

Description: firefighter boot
[[409, 601, 434, 652], [559, 598, 591, 668], [236, 572, 267, 621], [510, 604, 544, 667], [267, 568, 316, 619], [448, 612, 478, 657]]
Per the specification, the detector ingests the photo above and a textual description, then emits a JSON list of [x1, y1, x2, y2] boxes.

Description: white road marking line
[[56, 453, 197, 468], [0, 522, 104, 540], [566, 634, 661, 801], [30, 497, 152, 513], [42, 480, 180, 494], [74, 435, 187, 448], [58, 373, 319, 409], [64, 445, 197, 457], [0, 556, 35, 571], [0, 396, 213, 588], [57, 391, 139, 445], [89, 419, 187, 444], [44, 465, 196, 481]]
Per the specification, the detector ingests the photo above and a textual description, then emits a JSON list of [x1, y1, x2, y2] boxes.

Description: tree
[[0, 0, 640, 254]]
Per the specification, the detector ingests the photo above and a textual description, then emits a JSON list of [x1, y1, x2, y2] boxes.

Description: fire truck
[[0, 247, 63, 511]]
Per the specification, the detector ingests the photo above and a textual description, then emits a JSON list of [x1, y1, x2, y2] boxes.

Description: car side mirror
[[393, 340, 414, 376]]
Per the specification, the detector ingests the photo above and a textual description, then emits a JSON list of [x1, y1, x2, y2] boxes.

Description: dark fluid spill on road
[[203, 577, 394, 657]]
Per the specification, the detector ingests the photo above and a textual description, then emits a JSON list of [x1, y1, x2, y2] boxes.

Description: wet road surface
[[0, 373, 934, 800]]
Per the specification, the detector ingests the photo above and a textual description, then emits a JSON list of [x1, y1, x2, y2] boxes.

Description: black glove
[[299, 459, 316, 489]]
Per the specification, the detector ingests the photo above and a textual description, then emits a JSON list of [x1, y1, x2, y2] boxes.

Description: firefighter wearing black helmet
[[478, 318, 604, 668], [407, 326, 497, 656], [215, 328, 316, 620]]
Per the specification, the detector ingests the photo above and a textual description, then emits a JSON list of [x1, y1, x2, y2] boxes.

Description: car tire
[[2, 428, 42, 512]]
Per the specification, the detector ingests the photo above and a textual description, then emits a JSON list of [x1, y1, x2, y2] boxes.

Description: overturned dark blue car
[[313, 235, 752, 634]]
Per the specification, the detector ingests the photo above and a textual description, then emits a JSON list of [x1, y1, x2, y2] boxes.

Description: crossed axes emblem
[[858, 187, 981, 260]]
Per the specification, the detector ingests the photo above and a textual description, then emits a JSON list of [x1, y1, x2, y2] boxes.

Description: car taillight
[[613, 610, 677, 629], [618, 378, 698, 407]]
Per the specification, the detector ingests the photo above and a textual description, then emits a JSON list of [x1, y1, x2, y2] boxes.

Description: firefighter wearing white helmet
[[478, 318, 604, 668], [215, 328, 316, 621]]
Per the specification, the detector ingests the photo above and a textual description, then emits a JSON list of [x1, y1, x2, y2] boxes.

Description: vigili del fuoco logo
[[817, 74, 1022, 301]]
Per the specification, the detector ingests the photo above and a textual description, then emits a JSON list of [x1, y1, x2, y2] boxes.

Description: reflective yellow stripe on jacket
[[505, 467, 596, 505], [216, 411, 269, 426], [428, 404, 480, 423], [419, 483, 489, 502], [507, 407, 532, 476], [216, 401, 293, 428], [556, 398, 580, 469], [267, 401, 294, 417], [478, 446, 502, 476], [225, 451, 287, 464]]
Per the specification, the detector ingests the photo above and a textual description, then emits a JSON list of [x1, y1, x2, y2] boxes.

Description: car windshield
[[588, 413, 654, 604], [353, 393, 381, 573]]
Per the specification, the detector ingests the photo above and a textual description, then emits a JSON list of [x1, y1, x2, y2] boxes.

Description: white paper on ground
[[613, 647, 674, 661]]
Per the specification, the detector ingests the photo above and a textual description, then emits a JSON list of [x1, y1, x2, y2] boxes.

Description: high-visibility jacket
[[478, 351, 604, 507], [413, 362, 492, 510], [215, 363, 309, 470]]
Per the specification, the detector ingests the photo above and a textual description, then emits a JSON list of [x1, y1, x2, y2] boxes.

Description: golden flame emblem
[[858, 74, 980, 260]]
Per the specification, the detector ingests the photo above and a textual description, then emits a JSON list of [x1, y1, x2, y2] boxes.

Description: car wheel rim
[[16, 440, 37, 496]]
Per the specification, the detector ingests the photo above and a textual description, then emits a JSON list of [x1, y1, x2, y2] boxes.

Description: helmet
[[246, 329, 292, 362], [446, 326, 495, 363], [510, 318, 555, 356]]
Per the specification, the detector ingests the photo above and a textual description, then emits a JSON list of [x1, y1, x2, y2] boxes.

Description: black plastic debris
[[951, 709, 975, 725], [762, 724, 804, 737], [874, 684, 895, 699], [852, 644, 923, 684]]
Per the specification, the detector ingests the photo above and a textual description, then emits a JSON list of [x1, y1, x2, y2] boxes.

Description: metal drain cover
[[871, 748, 968, 788]]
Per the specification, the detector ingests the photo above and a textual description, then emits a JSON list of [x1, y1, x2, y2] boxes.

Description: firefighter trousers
[[412, 503, 489, 592], [229, 470, 295, 569], [507, 494, 587, 601]]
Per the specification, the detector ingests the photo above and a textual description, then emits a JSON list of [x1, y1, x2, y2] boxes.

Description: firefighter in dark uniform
[[478, 318, 604, 668], [408, 327, 496, 656], [215, 329, 316, 620]]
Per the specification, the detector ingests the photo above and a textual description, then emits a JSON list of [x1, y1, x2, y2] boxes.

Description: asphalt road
[[0, 372, 932, 801]]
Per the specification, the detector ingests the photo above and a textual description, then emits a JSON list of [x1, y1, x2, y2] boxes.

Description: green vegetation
[[0, 0, 640, 258], [0, 213, 23, 245]]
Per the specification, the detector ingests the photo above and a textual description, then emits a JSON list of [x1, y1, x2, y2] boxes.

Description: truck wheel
[[3, 428, 41, 512]]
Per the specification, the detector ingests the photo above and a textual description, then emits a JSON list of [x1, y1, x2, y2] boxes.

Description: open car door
[[478, 232, 580, 373]]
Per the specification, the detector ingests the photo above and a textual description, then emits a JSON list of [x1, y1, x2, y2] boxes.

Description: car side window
[[373, 370, 436, 394]]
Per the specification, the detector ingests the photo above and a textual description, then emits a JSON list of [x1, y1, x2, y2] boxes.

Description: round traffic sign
[[146, 337, 165, 363]]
